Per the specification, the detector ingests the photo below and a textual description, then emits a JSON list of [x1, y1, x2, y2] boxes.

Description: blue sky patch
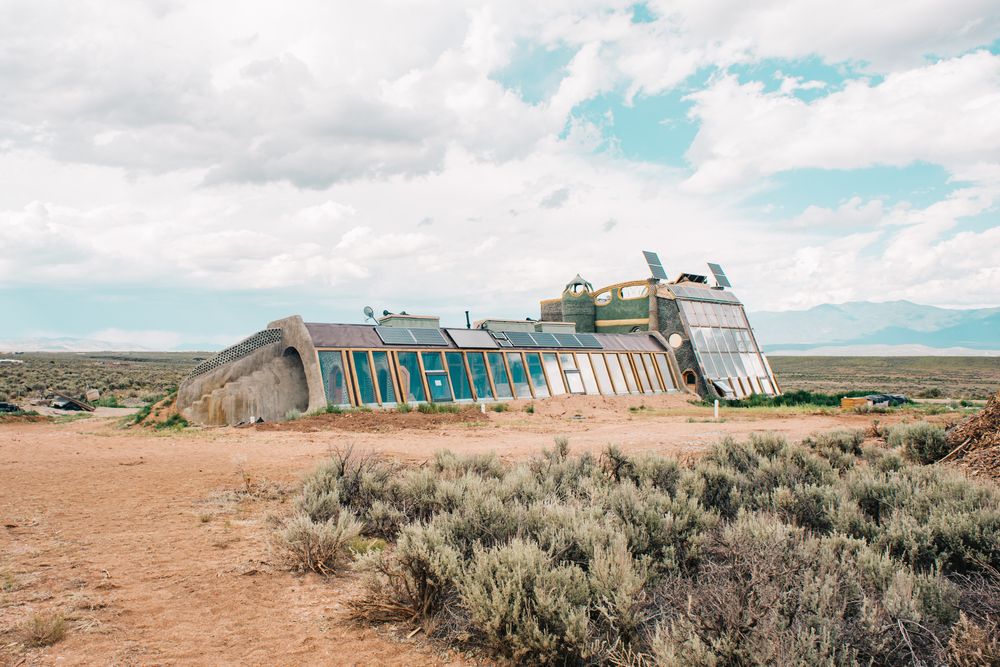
[[568, 73, 712, 165], [492, 40, 577, 105], [745, 163, 963, 217], [630, 3, 656, 24], [727, 56, 882, 101]]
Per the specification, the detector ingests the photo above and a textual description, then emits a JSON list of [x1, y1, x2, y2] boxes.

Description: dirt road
[[0, 395, 889, 666]]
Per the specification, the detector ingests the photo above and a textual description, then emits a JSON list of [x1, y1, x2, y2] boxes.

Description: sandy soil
[[0, 394, 902, 666]]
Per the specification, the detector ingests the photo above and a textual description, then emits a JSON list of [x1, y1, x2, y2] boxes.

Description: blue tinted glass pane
[[446, 352, 473, 400], [318, 351, 351, 406], [396, 352, 426, 402], [421, 351, 444, 371], [487, 352, 513, 399], [524, 353, 550, 398], [371, 351, 396, 403], [505, 353, 532, 398], [352, 351, 377, 404], [467, 352, 493, 400], [427, 373, 453, 401]]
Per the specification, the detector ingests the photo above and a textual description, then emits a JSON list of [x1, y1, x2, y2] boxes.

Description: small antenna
[[363, 305, 375, 323], [465, 310, 471, 329]]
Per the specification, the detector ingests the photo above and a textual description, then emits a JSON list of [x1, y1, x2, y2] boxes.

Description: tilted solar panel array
[[670, 284, 741, 304], [502, 331, 603, 349], [374, 326, 448, 346]]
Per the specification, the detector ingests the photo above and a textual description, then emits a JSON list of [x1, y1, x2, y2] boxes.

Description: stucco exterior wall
[[176, 315, 327, 425]]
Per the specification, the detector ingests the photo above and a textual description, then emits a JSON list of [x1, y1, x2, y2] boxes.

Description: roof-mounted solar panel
[[575, 333, 603, 349], [410, 329, 448, 345], [497, 339, 513, 347], [531, 332, 559, 347], [446, 328, 498, 349], [506, 331, 538, 347], [553, 333, 582, 348], [375, 326, 448, 346], [707, 262, 732, 288], [643, 250, 669, 281], [375, 326, 416, 345]]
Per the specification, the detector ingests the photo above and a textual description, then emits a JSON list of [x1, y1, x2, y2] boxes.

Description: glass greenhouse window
[[421, 351, 453, 402], [487, 352, 513, 399], [576, 354, 599, 394], [525, 353, 550, 398], [641, 354, 661, 391], [318, 351, 351, 406], [620, 285, 648, 299], [372, 351, 397, 404], [396, 352, 426, 403], [633, 354, 653, 393], [505, 352, 532, 398], [446, 352, 473, 401], [706, 303, 721, 327], [466, 352, 493, 400], [352, 351, 377, 404], [559, 353, 585, 394], [591, 354, 614, 394], [542, 353, 566, 395], [655, 354, 675, 390], [605, 354, 627, 394], [618, 353, 639, 393]]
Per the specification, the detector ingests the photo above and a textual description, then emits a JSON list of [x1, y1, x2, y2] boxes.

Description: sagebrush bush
[[274, 512, 361, 575], [282, 436, 1000, 666], [887, 421, 950, 463], [459, 539, 592, 663]]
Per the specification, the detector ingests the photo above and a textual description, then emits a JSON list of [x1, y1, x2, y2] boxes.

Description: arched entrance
[[683, 370, 698, 392], [281, 347, 310, 413]]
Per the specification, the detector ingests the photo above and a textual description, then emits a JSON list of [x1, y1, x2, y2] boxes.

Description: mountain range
[[749, 301, 1000, 355], [1, 301, 997, 355]]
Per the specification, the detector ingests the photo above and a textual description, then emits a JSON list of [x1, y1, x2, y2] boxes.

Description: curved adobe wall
[[176, 315, 326, 425]]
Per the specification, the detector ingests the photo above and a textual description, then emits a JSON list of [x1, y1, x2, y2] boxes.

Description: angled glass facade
[[678, 299, 777, 397]]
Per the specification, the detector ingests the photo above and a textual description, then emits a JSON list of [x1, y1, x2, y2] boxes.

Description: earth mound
[[948, 390, 1000, 480]]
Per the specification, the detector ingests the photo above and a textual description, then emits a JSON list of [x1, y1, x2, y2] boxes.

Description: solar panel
[[575, 333, 603, 349], [410, 329, 448, 345], [506, 331, 538, 347], [707, 262, 732, 288], [554, 333, 582, 348], [446, 328, 498, 349], [643, 250, 669, 281], [375, 326, 415, 345], [375, 327, 449, 346], [670, 284, 741, 304], [497, 340, 513, 347], [531, 332, 559, 347]]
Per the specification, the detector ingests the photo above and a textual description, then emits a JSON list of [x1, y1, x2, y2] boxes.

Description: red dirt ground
[[0, 394, 922, 666]]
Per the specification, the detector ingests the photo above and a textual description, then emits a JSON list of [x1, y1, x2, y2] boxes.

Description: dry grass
[[770, 356, 1000, 400], [0, 351, 200, 403], [20, 612, 67, 647]]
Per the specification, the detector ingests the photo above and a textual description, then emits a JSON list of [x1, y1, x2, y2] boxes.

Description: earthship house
[[177, 255, 779, 425]]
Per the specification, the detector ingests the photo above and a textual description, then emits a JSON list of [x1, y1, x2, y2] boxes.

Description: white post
[[481, 403, 487, 414], [714, 399, 719, 420]]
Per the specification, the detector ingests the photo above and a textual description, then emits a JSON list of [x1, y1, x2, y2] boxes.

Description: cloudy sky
[[2, 0, 999, 348]]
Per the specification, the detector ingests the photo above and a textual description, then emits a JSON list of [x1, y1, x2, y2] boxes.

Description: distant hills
[[2, 300, 997, 356], [0, 337, 222, 353], [750, 301, 1000, 356]]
